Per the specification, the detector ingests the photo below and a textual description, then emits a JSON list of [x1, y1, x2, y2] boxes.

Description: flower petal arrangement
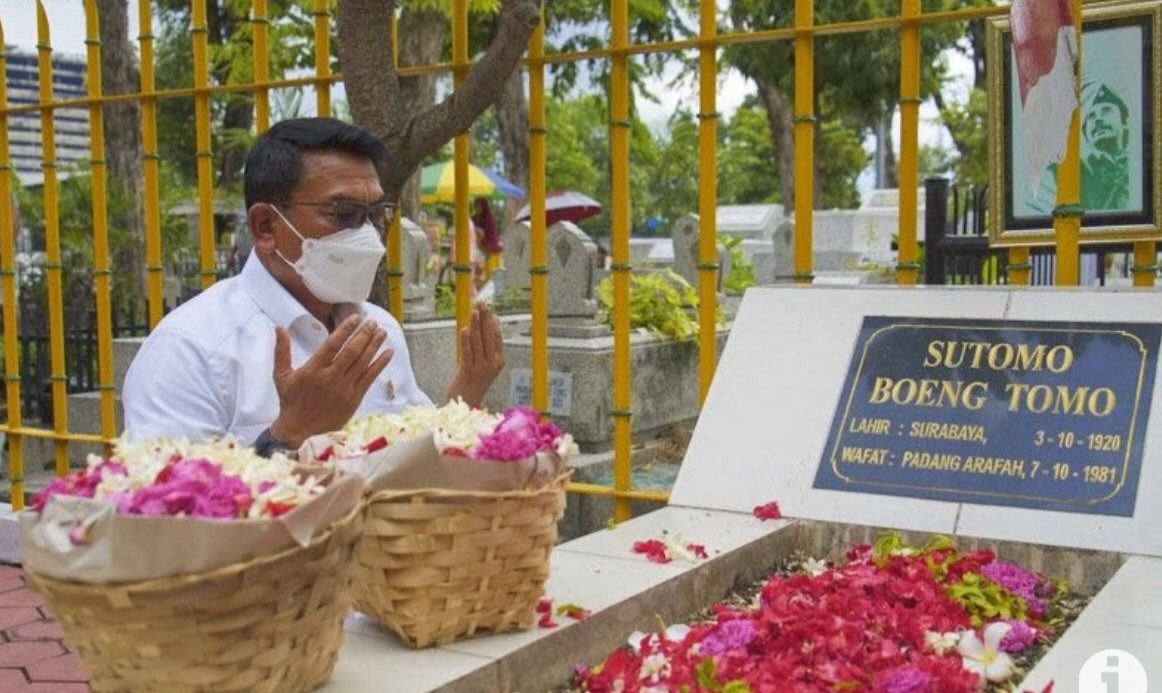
[[20, 436, 364, 584], [320, 398, 578, 461], [32, 436, 325, 521], [299, 399, 577, 494], [574, 533, 1069, 693]]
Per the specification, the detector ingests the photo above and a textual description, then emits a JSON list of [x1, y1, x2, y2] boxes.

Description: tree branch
[[381, 0, 542, 193]]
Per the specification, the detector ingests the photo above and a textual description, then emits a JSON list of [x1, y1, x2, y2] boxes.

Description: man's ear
[[248, 203, 278, 253]]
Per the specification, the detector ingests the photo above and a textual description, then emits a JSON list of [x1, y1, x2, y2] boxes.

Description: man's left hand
[[446, 302, 505, 407]]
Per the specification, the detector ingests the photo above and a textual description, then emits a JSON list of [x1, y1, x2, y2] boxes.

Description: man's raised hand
[[269, 315, 393, 447]]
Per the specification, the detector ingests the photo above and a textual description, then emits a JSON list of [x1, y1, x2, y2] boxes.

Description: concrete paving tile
[[1079, 556, 1162, 628], [1016, 619, 1162, 693], [0, 577, 24, 594], [8, 621, 64, 642], [26, 683, 90, 692], [320, 631, 495, 693], [557, 505, 788, 563], [0, 641, 64, 667], [0, 668, 30, 690], [0, 607, 41, 632], [0, 566, 23, 580], [0, 589, 45, 609], [25, 653, 86, 682]]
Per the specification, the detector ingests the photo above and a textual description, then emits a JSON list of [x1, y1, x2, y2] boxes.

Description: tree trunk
[[882, 121, 899, 188], [98, 0, 144, 309], [495, 68, 529, 219], [758, 79, 795, 210], [396, 8, 449, 221]]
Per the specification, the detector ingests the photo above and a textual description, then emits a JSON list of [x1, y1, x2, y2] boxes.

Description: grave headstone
[[500, 222, 531, 292], [400, 217, 435, 318], [772, 220, 794, 281], [670, 214, 730, 291], [670, 285, 1162, 557], [548, 221, 599, 319], [716, 204, 782, 241]]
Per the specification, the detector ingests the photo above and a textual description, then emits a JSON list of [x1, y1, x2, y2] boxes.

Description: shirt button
[[311, 323, 323, 332]]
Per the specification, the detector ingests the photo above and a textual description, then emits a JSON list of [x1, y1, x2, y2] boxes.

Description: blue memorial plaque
[[813, 317, 1161, 516]]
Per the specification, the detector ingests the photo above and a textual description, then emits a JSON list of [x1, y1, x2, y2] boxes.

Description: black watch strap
[[254, 427, 291, 458]]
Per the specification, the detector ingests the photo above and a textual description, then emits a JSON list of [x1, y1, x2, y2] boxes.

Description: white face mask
[[272, 206, 386, 304]]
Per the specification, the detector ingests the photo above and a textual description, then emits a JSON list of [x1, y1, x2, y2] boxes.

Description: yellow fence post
[[897, 0, 921, 285], [84, 0, 117, 453], [610, 0, 633, 523], [1133, 241, 1157, 287], [313, 0, 331, 117], [1007, 247, 1031, 285], [792, 0, 815, 285], [386, 13, 404, 322], [139, 0, 165, 328], [1054, 0, 1084, 286], [191, 0, 216, 291], [697, 0, 719, 405], [529, 10, 549, 412], [452, 0, 472, 348], [0, 23, 27, 508], [36, 2, 71, 476], [253, 0, 271, 133]]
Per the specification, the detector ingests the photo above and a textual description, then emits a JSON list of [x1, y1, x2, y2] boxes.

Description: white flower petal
[[984, 651, 1016, 682], [957, 630, 986, 660], [982, 621, 1013, 651]]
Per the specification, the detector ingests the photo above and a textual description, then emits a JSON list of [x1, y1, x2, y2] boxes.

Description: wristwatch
[[254, 427, 292, 458]]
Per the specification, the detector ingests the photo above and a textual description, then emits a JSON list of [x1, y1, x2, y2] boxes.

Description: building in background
[[3, 45, 90, 194]]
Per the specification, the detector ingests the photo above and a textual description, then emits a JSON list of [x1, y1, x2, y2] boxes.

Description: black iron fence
[[923, 177, 1136, 286]]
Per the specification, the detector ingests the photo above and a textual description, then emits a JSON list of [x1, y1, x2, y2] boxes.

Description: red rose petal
[[753, 501, 783, 520]]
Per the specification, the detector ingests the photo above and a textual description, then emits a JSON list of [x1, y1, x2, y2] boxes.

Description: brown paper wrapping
[[18, 472, 364, 583], [299, 432, 565, 494]]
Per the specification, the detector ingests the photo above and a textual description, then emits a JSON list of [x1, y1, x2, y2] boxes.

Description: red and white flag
[[1011, 0, 1078, 196]]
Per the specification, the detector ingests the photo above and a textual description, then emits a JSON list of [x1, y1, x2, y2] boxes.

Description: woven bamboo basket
[[24, 501, 365, 693], [354, 469, 571, 648]]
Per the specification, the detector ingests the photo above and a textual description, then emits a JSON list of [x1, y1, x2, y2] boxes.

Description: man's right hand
[[269, 315, 393, 448]]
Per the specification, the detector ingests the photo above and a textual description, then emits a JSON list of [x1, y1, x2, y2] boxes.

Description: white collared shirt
[[122, 251, 432, 444]]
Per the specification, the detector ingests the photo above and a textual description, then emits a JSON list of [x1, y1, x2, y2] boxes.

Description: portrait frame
[[988, 0, 1162, 246]]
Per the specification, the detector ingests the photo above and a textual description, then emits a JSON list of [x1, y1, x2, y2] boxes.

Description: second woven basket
[[353, 469, 571, 648]]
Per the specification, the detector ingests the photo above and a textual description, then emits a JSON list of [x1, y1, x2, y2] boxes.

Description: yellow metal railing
[[0, 1, 1157, 516]]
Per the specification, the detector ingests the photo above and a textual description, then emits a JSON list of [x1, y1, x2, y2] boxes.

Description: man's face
[[1083, 102, 1128, 155]]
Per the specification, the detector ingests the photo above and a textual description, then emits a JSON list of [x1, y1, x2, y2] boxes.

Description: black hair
[[243, 117, 387, 209]]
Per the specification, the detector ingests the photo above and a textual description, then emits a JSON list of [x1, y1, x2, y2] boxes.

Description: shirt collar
[[239, 249, 313, 328]]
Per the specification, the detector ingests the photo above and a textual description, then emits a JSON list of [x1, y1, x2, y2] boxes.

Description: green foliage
[[488, 286, 530, 314], [938, 87, 990, 186], [870, 531, 956, 568], [434, 282, 456, 318], [721, 236, 756, 294], [718, 97, 779, 204], [946, 572, 1030, 628], [595, 269, 701, 341], [694, 656, 754, 693], [818, 117, 872, 209]]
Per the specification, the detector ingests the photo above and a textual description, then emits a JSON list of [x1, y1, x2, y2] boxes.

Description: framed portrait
[[988, 0, 1162, 246]]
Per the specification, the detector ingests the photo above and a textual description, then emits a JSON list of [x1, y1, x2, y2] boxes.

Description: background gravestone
[[716, 204, 782, 241], [400, 217, 435, 319], [548, 221, 599, 319], [498, 221, 531, 293], [670, 213, 730, 291]]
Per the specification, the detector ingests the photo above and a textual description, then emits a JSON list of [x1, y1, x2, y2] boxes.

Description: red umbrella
[[514, 191, 602, 225]]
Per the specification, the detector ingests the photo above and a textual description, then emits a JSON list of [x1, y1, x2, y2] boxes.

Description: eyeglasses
[[276, 199, 397, 232]]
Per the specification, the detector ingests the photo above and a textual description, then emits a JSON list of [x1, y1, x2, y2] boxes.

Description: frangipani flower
[[958, 622, 1016, 684]]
